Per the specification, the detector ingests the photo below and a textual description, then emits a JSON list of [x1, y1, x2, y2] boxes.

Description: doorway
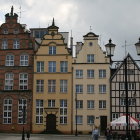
[[100, 116, 107, 134], [46, 114, 56, 132]]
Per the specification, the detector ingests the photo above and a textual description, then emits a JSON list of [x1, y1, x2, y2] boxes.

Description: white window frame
[[18, 99, 27, 124], [87, 100, 94, 109], [37, 61, 44, 73], [112, 113, 119, 120], [3, 98, 12, 124], [99, 69, 106, 78], [99, 100, 106, 109], [76, 70, 83, 78], [36, 100, 43, 124], [19, 73, 28, 90], [87, 84, 94, 94], [48, 61, 56, 72], [48, 80, 56, 93], [60, 61, 68, 72], [13, 39, 20, 49], [60, 100, 67, 124], [49, 46, 56, 55], [5, 54, 14, 66], [87, 69, 94, 78], [60, 80, 67, 93], [20, 55, 29, 66], [87, 54, 94, 63], [99, 85, 106, 93], [48, 99, 55, 107], [5, 73, 14, 90], [36, 80, 44, 93]]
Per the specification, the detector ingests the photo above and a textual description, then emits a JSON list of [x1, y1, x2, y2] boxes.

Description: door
[[100, 116, 107, 134], [46, 114, 56, 132]]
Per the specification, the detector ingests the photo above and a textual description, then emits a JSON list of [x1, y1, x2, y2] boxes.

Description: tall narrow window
[[37, 61, 44, 72], [76, 85, 83, 93], [87, 100, 94, 109], [99, 85, 106, 93], [5, 55, 14, 66], [87, 115, 94, 124], [60, 61, 68, 72], [49, 46, 56, 55], [13, 39, 20, 49], [36, 80, 44, 93], [60, 80, 67, 93], [76, 100, 83, 109], [87, 85, 94, 94], [99, 100, 106, 109], [76, 70, 83, 78], [19, 73, 28, 90], [36, 100, 43, 124], [18, 99, 27, 124], [87, 54, 94, 63], [20, 55, 29, 66], [48, 61, 56, 72], [48, 80, 56, 93], [87, 70, 94, 78], [2, 39, 8, 49], [60, 100, 67, 124], [5, 73, 14, 90], [3, 98, 12, 124]]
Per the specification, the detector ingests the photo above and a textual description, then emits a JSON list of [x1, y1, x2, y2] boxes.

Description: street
[[0, 133, 106, 140]]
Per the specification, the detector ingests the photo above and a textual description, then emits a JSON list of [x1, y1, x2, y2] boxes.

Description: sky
[[0, 0, 140, 60]]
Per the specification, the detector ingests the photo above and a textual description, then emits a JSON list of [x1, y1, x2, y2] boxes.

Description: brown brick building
[[0, 7, 35, 133]]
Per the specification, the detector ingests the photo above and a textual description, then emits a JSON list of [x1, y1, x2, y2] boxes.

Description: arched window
[[5, 54, 14, 66], [18, 98, 27, 124], [5, 73, 14, 90], [19, 73, 28, 90], [3, 98, 12, 124], [20, 54, 29, 66]]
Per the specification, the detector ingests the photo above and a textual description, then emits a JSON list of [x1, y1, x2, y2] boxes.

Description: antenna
[[125, 40, 127, 57], [90, 26, 92, 32]]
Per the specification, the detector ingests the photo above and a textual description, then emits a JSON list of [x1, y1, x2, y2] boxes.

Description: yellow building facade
[[32, 20, 73, 134], [73, 32, 110, 134]]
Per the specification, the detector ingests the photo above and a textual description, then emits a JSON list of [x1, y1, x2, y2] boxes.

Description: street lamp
[[105, 39, 129, 140]]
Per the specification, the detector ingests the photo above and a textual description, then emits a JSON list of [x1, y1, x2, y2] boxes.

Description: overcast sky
[[0, 0, 140, 60]]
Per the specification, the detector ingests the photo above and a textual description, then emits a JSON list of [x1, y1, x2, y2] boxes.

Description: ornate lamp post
[[105, 39, 129, 140]]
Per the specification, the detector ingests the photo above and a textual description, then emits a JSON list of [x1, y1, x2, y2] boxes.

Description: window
[[99, 69, 106, 78], [48, 100, 55, 107], [136, 113, 140, 119], [18, 99, 27, 124], [76, 85, 83, 93], [128, 83, 135, 90], [87, 54, 94, 63], [13, 28, 19, 34], [5, 55, 14, 66], [5, 73, 14, 90], [127, 69, 134, 75], [60, 61, 68, 72], [99, 85, 106, 93], [120, 98, 126, 106], [36, 80, 44, 93], [37, 61, 44, 72], [120, 83, 125, 90], [87, 115, 94, 124], [19, 73, 28, 90], [49, 46, 56, 55], [60, 80, 67, 93], [20, 55, 29, 66], [2, 39, 8, 49], [99, 100, 106, 109], [3, 28, 8, 34], [76, 115, 83, 124], [13, 39, 20, 49], [89, 42, 93, 46], [36, 100, 43, 124], [87, 100, 94, 109], [112, 113, 119, 120], [60, 100, 67, 124], [87, 70, 94, 78], [87, 85, 94, 94], [76, 100, 83, 109], [128, 98, 136, 106], [48, 80, 56, 93], [48, 61, 56, 72], [3, 98, 12, 124], [76, 70, 83, 78]]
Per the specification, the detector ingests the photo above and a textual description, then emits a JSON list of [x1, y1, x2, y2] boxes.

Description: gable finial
[[11, 6, 14, 16], [52, 17, 55, 26]]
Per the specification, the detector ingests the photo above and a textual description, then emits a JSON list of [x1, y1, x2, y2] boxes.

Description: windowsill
[[59, 92, 67, 94], [99, 77, 106, 79], [35, 123, 43, 125], [87, 93, 94, 94], [76, 77, 83, 79], [87, 108, 94, 110], [48, 92, 56, 94], [99, 92, 106, 94], [87, 77, 94, 79], [36, 92, 44, 94], [59, 123, 68, 125], [99, 108, 106, 110]]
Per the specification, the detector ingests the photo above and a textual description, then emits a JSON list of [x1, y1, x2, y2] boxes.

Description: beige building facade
[[73, 32, 110, 134], [32, 20, 73, 134]]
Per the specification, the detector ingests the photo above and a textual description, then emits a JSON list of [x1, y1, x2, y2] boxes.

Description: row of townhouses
[[0, 7, 140, 135]]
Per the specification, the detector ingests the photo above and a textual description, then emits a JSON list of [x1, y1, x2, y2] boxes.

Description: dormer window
[[3, 28, 8, 34], [14, 28, 19, 34], [13, 39, 20, 49]]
